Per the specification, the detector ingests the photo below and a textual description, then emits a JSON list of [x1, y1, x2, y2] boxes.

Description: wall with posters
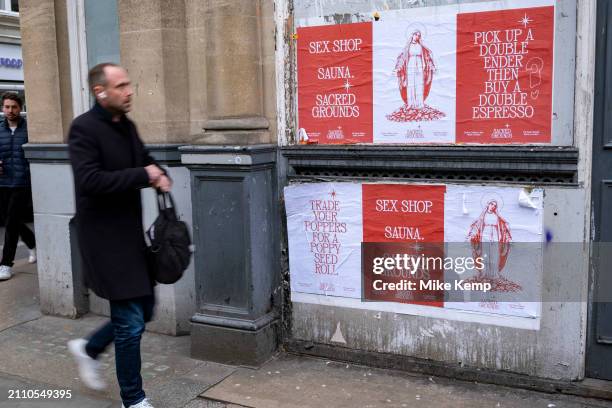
[[281, 0, 590, 381], [286, 182, 544, 318], [298, 5, 554, 144], [290, 0, 576, 146], [286, 181, 588, 379]]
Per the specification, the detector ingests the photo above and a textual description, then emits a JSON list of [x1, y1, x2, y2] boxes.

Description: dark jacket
[[68, 103, 156, 300], [0, 117, 30, 188]]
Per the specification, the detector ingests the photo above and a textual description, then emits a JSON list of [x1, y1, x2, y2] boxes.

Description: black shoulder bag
[[146, 191, 192, 284]]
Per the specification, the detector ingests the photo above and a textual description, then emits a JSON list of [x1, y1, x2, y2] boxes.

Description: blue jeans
[[85, 295, 155, 408]]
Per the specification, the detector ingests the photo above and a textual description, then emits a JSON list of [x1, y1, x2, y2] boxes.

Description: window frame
[[66, 0, 90, 117], [0, 0, 18, 15]]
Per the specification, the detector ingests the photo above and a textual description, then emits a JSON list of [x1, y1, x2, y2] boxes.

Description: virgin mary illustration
[[465, 198, 521, 292], [387, 28, 445, 122]]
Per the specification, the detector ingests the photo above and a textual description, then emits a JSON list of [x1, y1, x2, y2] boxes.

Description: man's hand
[[153, 174, 172, 192], [144, 164, 163, 184]]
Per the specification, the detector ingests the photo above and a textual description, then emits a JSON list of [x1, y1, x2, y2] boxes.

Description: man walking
[[67, 63, 170, 408], [0, 92, 36, 281]]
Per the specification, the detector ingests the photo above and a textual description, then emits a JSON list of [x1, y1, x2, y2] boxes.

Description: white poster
[[285, 183, 363, 298], [444, 185, 543, 317], [373, 13, 457, 143]]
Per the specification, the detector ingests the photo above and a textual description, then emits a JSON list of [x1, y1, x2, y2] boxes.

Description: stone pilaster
[[184, 145, 279, 366], [117, 0, 190, 143], [187, 0, 278, 367], [198, 0, 271, 145], [20, 1, 81, 318], [20, 0, 67, 143]]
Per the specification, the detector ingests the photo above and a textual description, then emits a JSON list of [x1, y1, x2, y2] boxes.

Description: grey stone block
[[190, 321, 278, 367]]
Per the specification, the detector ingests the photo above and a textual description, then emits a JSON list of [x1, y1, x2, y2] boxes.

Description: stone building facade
[[18, 0, 612, 383], [20, 0, 279, 366]]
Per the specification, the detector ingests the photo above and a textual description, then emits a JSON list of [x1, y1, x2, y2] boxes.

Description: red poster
[[456, 6, 554, 143], [362, 184, 445, 242], [297, 23, 373, 144], [362, 184, 445, 306]]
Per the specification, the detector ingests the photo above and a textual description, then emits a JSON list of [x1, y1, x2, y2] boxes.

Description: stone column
[[21, 0, 67, 142], [188, 0, 279, 366], [21, 0, 84, 318], [199, 0, 270, 144], [117, 0, 191, 143]]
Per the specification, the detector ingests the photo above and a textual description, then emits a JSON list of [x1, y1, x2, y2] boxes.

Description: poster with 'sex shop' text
[[296, 0, 554, 145], [285, 182, 544, 319]]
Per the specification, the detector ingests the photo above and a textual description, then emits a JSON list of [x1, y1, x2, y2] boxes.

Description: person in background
[[0, 92, 36, 281]]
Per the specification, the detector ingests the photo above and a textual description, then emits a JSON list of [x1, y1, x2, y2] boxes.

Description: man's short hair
[[88, 62, 119, 93], [1, 92, 22, 108]]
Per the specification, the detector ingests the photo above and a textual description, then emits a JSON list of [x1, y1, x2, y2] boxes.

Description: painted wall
[[290, 187, 587, 379], [31, 163, 77, 317]]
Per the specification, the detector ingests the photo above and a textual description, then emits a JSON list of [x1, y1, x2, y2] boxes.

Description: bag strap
[[156, 190, 178, 220]]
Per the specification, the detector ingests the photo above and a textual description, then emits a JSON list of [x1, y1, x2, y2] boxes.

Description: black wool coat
[[68, 103, 156, 301]]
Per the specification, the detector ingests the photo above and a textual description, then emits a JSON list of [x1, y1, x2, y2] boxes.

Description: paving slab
[[0, 261, 41, 332], [183, 400, 246, 408], [0, 249, 237, 407], [145, 361, 236, 408], [0, 314, 236, 407], [201, 354, 612, 408]]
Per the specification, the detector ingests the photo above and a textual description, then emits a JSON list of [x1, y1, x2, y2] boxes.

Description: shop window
[[68, 0, 120, 115], [0, 0, 18, 13], [84, 0, 120, 69]]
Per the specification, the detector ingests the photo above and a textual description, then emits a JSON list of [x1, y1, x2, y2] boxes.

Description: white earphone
[[98, 91, 107, 99]]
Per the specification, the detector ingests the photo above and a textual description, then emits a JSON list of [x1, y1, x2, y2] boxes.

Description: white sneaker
[[122, 398, 154, 408], [67, 338, 106, 390], [28, 248, 36, 264], [0, 265, 12, 280]]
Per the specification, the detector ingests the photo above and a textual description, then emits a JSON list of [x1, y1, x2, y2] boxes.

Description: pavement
[[0, 253, 611, 407]]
